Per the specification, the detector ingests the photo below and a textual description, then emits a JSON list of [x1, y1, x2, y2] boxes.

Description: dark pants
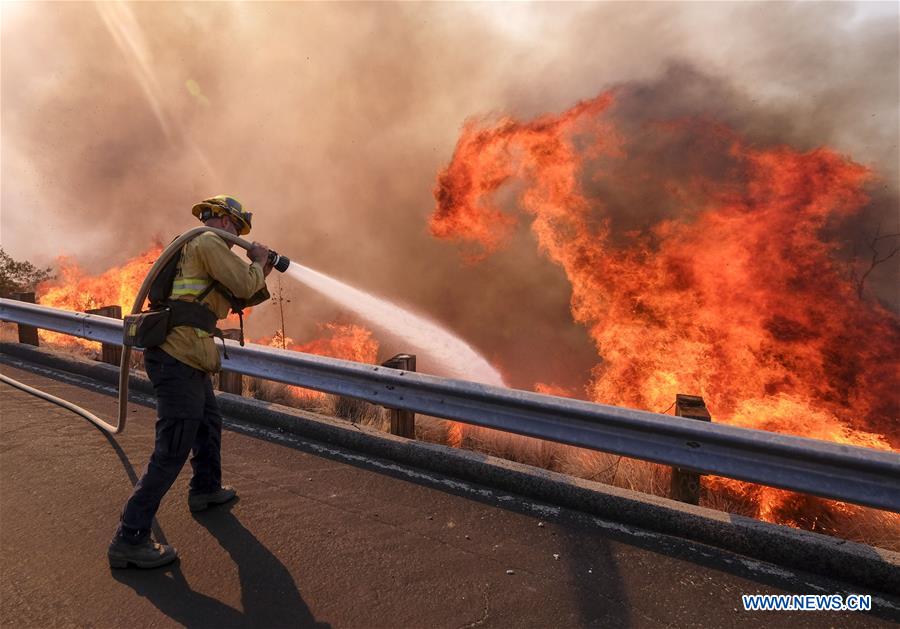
[[116, 347, 223, 542]]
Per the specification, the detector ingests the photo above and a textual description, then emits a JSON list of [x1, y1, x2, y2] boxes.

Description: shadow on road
[[110, 501, 328, 629], [557, 527, 633, 626], [112, 562, 247, 628], [196, 500, 329, 628], [100, 426, 329, 629]]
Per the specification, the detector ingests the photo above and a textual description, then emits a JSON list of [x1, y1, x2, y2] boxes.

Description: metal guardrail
[[2, 297, 899, 512]]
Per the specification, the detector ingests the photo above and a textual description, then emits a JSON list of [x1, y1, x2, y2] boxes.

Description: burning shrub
[[430, 87, 899, 533]]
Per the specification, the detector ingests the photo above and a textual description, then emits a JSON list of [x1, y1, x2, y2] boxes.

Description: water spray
[[284, 264, 505, 386]]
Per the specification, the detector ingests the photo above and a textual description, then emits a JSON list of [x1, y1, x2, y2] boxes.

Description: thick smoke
[[2, 2, 897, 390]]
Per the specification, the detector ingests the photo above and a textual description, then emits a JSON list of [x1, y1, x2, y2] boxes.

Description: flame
[[39, 245, 162, 313], [255, 323, 379, 400], [709, 396, 892, 522], [431, 90, 899, 526], [534, 382, 576, 398], [36, 246, 163, 351]]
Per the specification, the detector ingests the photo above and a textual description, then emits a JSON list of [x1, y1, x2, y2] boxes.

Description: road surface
[[1, 360, 897, 628]]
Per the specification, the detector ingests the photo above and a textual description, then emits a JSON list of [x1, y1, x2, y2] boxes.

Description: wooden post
[[381, 353, 416, 438], [219, 370, 243, 395], [85, 305, 122, 365], [13, 292, 39, 346], [218, 328, 243, 395], [670, 394, 712, 505]]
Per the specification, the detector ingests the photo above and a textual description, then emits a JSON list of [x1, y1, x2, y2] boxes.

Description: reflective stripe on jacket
[[171, 277, 212, 298]]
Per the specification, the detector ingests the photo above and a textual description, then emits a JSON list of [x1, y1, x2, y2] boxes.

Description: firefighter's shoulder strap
[[148, 240, 182, 309], [147, 241, 218, 336]]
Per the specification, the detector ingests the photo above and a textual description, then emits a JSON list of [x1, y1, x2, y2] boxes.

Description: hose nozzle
[[267, 250, 291, 273]]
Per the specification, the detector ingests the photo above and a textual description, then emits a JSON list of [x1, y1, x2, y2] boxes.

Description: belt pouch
[[123, 308, 171, 348]]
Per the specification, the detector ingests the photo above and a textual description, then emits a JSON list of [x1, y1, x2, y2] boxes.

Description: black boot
[[108, 535, 178, 569], [188, 485, 237, 512]]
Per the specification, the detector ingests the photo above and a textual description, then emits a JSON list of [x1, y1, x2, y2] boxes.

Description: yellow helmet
[[191, 195, 253, 235]]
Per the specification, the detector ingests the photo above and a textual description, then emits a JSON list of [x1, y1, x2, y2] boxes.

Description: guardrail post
[[218, 328, 244, 395], [13, 292, 39, 346], [219, 370, 243, 395], [670, 394, 712, 504], [85, 305, 122, 365], [381, 353, 416, 438]]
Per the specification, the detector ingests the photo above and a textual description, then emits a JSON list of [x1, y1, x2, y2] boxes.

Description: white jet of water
[[284, 263, 506, 386]]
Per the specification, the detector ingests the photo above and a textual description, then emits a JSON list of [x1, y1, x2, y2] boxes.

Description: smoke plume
[[2, 2, 897, 393]]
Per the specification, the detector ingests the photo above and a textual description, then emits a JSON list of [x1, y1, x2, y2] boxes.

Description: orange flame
[[255, 323, 379, 400], [36, 246, 163, 351], [38, 245, 162, 313], [534, 382, 576, 398], [431, 90, 899, 525]]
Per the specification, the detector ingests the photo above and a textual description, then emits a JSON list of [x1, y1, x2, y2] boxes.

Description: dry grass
[[327, 394, 387, 430], [552, 445, 671, 496], [413, 414, 454, 445], [828, 509, 900, 551], [699, 483, 758, 519], [245, 377, 387, 429], [450, 425, 561, 470], [245, 376, 304, 408]]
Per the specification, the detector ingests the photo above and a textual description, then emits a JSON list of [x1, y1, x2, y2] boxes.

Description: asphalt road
[[1, 360, 898, 628]]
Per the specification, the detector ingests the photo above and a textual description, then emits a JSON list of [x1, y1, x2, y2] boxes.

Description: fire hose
[[1, 226, 291, 434]]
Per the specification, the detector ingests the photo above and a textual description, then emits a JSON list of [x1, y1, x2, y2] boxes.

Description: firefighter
[[108, 195, 273, 569]]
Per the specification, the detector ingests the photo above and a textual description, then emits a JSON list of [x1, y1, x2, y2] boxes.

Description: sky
[[1, 1, 897, 389]]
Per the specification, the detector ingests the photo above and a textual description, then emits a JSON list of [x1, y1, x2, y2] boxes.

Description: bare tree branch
[[856, 224, 900, 299]]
